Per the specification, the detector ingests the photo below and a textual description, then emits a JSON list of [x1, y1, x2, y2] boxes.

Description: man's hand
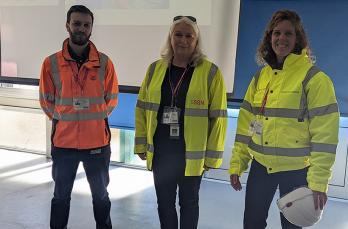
[[230, 174, 242, 191], [312, 190, 327, 210], [137, 153, 146, 160]]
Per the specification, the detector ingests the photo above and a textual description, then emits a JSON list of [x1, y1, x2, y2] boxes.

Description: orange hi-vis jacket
[[39, 39, 119, 149]]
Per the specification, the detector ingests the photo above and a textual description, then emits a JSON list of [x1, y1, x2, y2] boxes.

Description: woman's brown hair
[[256, 10, 311, 66]]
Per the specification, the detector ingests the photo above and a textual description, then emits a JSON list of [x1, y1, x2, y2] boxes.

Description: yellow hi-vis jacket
[[229, 50, 339, 193], [135, 59, 227, 176]]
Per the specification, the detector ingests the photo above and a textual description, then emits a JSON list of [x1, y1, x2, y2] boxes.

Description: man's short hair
[[66, 5, 94, 24]]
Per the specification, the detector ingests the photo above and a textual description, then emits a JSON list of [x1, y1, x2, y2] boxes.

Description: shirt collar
[[67, 43, 90, 63]]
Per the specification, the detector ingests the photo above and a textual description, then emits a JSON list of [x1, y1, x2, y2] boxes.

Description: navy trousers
[[50, 145, 112, 229], [153, 154, 202, 229], [244, 160, 308, 229]]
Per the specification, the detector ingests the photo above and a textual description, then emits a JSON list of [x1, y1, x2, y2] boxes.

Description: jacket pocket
[[253, 88, 266, 105], [104, 118, 111, 144], [51, 119, 59, 146]]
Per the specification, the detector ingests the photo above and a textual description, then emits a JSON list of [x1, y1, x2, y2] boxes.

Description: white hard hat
[[277, 187, 323, 227]]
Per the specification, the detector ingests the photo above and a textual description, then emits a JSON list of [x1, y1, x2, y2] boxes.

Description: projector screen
[[0, 0, 240, 93]]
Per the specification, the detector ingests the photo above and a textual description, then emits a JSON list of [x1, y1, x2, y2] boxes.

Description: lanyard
[[259, 82, 270, 115], [69, 61, 89, 94], [168, 66, 188, 107]]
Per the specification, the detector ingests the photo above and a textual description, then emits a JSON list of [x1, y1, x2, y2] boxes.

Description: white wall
[[0, 0, 240, 93]]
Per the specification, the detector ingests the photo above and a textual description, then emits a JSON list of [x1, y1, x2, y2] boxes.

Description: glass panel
[[110, 128, 121, 161], [0, 105, 46, 153], [110, 128, 145, 167]]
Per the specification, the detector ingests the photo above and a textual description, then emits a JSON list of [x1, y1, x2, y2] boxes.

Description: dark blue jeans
[[153, 154, 202, 229], [50, 145, 112, 229], [244, 160, 308, 229]]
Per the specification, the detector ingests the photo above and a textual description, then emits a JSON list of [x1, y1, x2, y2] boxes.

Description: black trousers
[[50, 145, 112, 229], [244, 160, 308, 229], [153, 154, 202, 229]]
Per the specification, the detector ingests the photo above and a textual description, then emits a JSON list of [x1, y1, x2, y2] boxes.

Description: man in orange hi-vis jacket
[[39, 5, 118, 229]]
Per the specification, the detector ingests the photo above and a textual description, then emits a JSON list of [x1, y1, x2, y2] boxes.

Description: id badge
[[170, 124, 180, 139], [73, 98, 90, 110], [163, 111, 170, 124], [249, 119, 263, 136], [162, 106, 180, 124]]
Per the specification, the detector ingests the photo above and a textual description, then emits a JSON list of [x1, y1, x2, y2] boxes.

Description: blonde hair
[[160, 17, 205, 66]]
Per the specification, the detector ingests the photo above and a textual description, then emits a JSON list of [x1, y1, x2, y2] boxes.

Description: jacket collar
[[61, 38, 101, 68], [282, 49, 311, 70]]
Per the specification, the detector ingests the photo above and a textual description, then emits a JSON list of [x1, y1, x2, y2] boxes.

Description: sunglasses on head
[[173, 15, 197, 23]]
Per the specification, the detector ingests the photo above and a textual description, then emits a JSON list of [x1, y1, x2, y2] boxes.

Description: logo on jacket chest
[[191, 99, 205, 106]]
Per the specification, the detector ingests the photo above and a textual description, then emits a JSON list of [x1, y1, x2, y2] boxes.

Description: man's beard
[[69, 31, 91, 46]]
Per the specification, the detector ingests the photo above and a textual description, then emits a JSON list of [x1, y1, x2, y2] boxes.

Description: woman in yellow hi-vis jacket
[[135, 16, 227, 229], [229, 10, 339, 229]]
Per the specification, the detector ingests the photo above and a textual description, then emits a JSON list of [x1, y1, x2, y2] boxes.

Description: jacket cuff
[[134, 145, 147, 154], [229, 167, 242, 176], [308, 181, 328, 193]]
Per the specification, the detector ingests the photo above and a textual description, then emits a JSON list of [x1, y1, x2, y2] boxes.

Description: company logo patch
[[191, 99, 205, 105], [90, 148, 101, 154], [90, 75, 97, 80]]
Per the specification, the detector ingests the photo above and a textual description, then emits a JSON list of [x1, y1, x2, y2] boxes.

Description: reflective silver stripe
[[253, 69, 262, 89], [302, 66, 321, 90], [249, 140, 310, 157], [89, 97, 105, 104], [105, 93, 118, 100], [186, 151, 205, 159], [240, 100, 254, 113], [147, 144, 154, 153], [299, 66, 321, 121], [262, 107, 303, 118], [145, 102, 160, 111], [242, 102, 307, 118], [208, 63, 218, 88], [308, 103, 339, 119], [40, 93, 55, 102], [206, 150, 223, 159], [136, 100, 146, 109], [55, 97, 105, 106], [242, 99, 304, 118], [209, 109, 227, 118], [146, 61, 158, 89], [98, 52, 108, 95], [136, 100, 160, 112], [49, 54, 62, 97], [135, 137, 147, 145], [42, 106, 54, 114], [53, 111, 108, 121], [242, 103, 337, 119], [235, 134, 251, 144], [311, 142, 337, 154], [185, 108, 208, 117]]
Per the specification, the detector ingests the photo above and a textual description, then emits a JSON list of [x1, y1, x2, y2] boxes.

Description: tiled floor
[[0, 149, 348, 229]]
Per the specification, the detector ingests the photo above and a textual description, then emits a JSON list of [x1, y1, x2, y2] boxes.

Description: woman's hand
[[312, 190, 327, 210], [137, 153, 147, 160], [230, 174, 242, 191]]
